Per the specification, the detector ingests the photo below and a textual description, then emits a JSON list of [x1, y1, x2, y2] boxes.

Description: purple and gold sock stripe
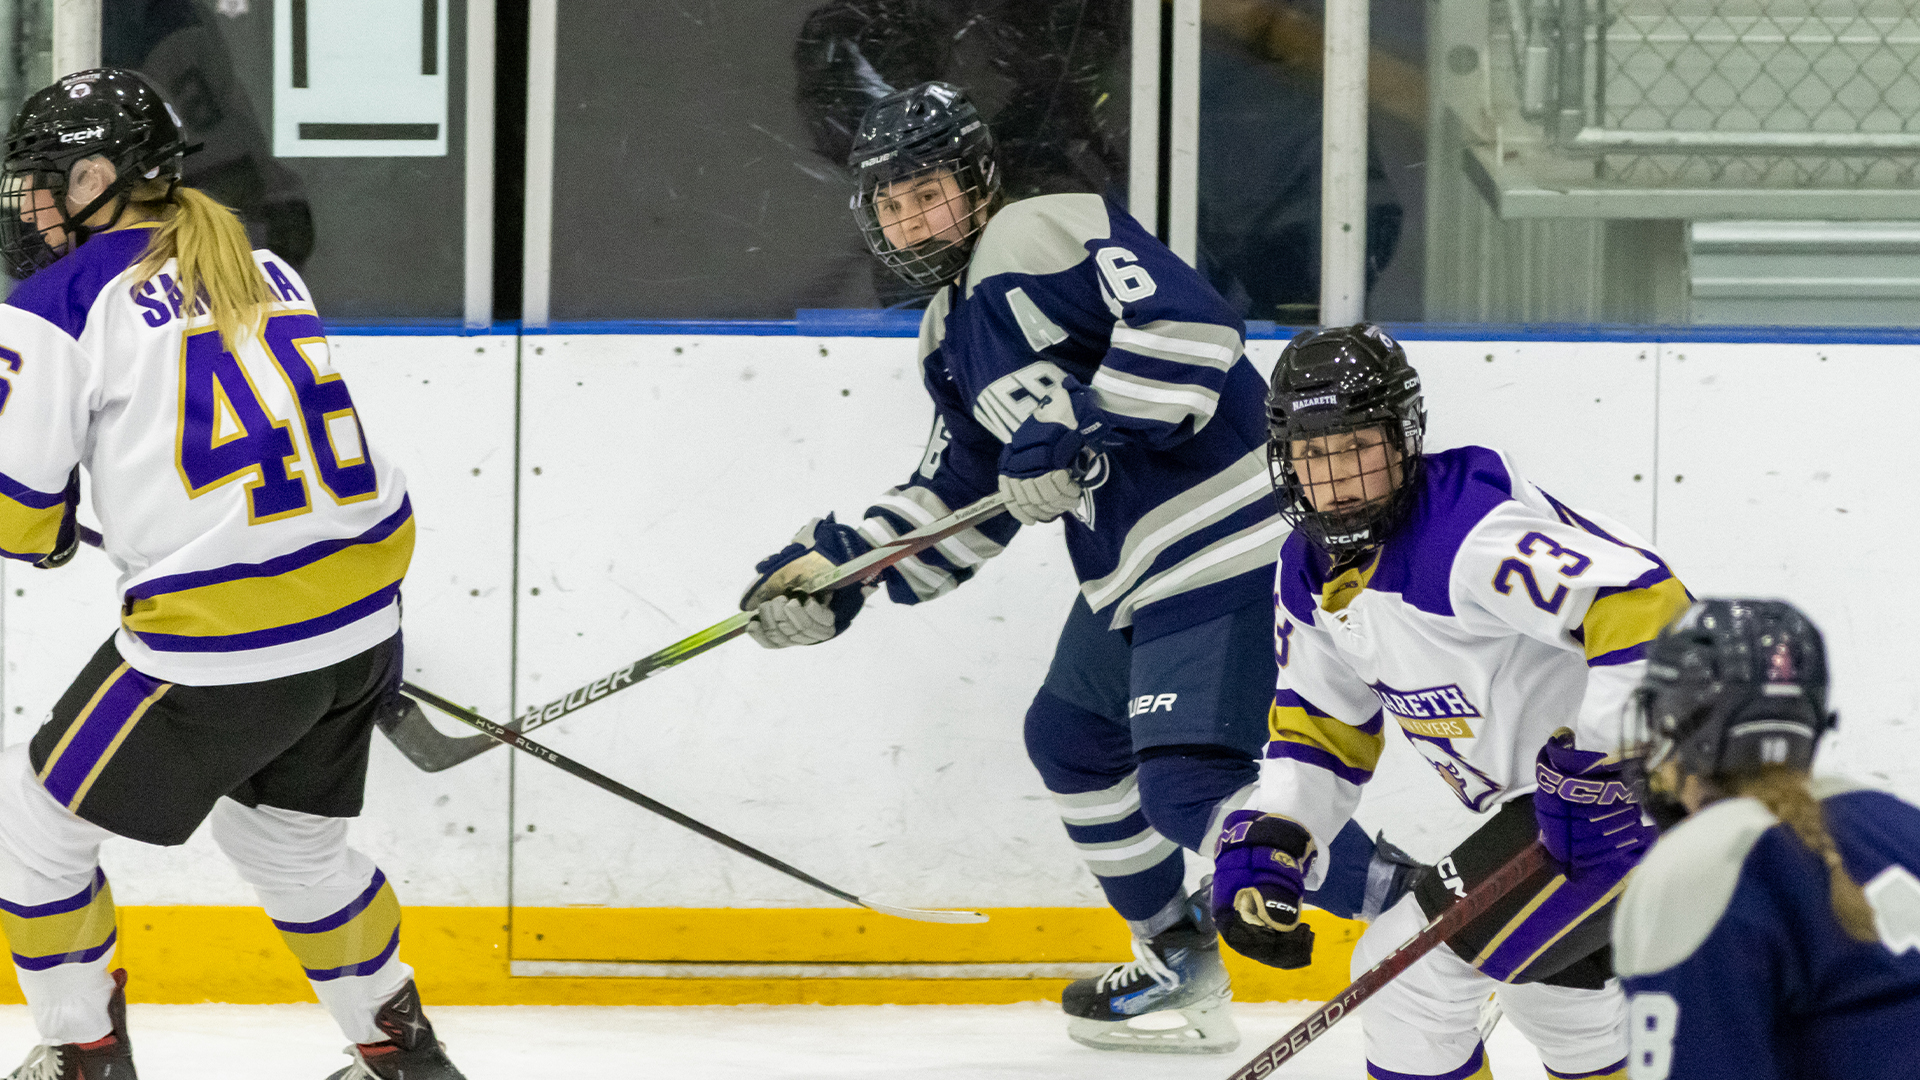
[[37, 663, 171, 812], [1368, 1042, 1492, 1080], [0, 868, 117, 971], [1546, 1059, 1628, 1080], [272, 869, 402, 982]]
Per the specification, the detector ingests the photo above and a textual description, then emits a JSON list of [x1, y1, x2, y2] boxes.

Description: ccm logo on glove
[[1534, 763, 1634, 806]]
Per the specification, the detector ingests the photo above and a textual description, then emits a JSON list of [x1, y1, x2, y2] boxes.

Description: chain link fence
[[1499, 0, 1920, 187]]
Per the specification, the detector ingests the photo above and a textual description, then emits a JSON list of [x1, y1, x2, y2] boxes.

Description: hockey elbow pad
[[1211, 811, 1319, 969]]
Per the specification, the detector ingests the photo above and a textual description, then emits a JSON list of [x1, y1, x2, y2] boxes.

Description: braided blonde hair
[[1726, 765, 1877, 943]]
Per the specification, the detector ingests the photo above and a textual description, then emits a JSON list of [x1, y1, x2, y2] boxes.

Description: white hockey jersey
[[1252, 446, 1689, 889], [0, 224, 411, 685]]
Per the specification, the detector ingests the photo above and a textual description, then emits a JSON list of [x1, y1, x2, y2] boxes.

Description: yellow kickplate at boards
[[0, 905, 1363, 1006]]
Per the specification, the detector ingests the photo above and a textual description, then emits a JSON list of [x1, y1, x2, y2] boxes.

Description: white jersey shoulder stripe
[[963, 193, 1111, 298], [1110, 322, 1240, 369]]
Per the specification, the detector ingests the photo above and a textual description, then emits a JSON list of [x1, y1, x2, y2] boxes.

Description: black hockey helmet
[[849, 81, 1000, 288], [0, 68, 188, 279], [1266, 323, 1426, 556], [1626, 598, 1836, 823]]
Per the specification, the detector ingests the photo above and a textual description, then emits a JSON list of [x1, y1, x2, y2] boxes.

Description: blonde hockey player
[[1616, 599, 1920, 1080], [0, 70, 460, 1080], [1209, 324, 1692, 1080]]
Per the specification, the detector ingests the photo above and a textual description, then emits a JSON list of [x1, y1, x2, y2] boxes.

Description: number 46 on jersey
[[177, 311, 380, 524]]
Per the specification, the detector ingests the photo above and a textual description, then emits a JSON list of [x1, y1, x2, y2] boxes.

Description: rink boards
[[0, 329, 1914, 1004]]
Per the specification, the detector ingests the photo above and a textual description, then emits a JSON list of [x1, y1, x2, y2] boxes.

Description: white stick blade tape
[[862, 899, 990, 924]]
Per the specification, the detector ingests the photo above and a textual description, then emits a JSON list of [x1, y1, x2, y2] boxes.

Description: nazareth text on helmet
[[1290, 393, 1338, 410], [858, 150, 897, 168]]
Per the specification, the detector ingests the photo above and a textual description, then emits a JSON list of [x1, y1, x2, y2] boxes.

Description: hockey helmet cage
[[0, 68, 188, 279], [1266, 323, 1426, 556], [849, 81, 1000, 288], [1626, 598, 1836, 820]]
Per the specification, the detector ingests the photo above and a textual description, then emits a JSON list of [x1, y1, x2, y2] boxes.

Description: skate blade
[[1067, 998, 1241, 1055], [859, 898, 988, 924]]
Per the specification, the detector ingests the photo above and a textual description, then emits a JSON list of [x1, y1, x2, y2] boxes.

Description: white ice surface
[[0, 1001, 1554, 1078]]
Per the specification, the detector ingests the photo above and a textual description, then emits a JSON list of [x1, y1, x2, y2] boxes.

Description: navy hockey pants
[[1024, 595, 1375, 933]]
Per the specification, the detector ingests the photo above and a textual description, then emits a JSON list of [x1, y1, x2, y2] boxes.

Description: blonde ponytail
[[1728, 765, 1878, 943], [129, 186, 273, 353]]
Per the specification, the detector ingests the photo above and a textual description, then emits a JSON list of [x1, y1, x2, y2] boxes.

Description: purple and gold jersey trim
[[0, 868, 117, 971], [37, 663, 170, 812], [272, 869, 403, 982], [1368, 1041, 1491, 1080], [1267, 692, 1384, 785], [0, 468, 69, 561], [122, 497, 413, 653], [1581, 572, 1692, 667]]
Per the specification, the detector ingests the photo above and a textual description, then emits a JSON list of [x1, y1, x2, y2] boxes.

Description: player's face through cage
[[853, 165, 989, 287], [1286, 426, 1404, 520], [0, 168, 75, 277], [1622, 680, 1717, 825]]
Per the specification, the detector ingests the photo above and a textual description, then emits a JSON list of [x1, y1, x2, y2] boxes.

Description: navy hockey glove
[[996, 375, 1116, 526], [1211, 811, 1318, 969], [739, 514, 874, 649], [1534, 728, 1658, 868]]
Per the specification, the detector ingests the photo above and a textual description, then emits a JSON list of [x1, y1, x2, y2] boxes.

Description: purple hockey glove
[[996, 375, 1116, 526], [1211, 811, 1318, 969], [1533, 728, 1658, 869]]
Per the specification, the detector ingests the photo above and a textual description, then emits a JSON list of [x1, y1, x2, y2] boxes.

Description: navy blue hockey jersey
[[1615, 780, 1920, 1080], [859, 193, 1281, 642]]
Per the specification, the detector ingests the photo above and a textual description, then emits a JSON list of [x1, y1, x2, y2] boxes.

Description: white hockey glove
[[995, 374, 1116, 527], [997, 470, 1082, 527], [739, 515, 875, 649], [748, 595, 840, 649]]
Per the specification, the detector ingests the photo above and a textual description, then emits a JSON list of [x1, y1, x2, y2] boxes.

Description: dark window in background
[[493, 0, 527, 322], [102, 0, 470, 323], [547, 1, 1132, 321], [1198, 0, 1423, 324]]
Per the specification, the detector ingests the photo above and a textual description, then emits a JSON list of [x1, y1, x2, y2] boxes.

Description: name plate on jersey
[[1370, 681, 1481, 740]]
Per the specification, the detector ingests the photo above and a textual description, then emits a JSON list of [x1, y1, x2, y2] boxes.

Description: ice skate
[[5, 968, 136, 1080], [1061, 886, 1239, 1054], [324, 981, 466, 1080]]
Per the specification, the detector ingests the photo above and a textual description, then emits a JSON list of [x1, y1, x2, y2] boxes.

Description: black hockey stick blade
[[402, 681, 988, 925], [392, 490, 1014, 772], [375, 694, 505, 773], [1224, 841, 1551, 1080]]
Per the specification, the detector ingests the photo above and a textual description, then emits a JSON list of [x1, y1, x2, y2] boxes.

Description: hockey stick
[[1224, 841, 1551, 1080], [388, 490, 1014, 772], [401, 681, 988, 925], [64, 529, 977, 924]]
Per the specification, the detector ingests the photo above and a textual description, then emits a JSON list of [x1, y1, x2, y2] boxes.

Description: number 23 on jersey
[[176, 311, 378, 524]]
